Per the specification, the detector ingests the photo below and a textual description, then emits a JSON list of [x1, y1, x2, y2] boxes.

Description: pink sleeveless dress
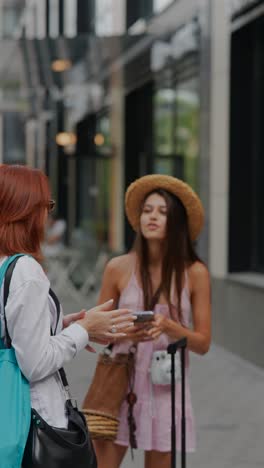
[[112, 271, 196, 453]]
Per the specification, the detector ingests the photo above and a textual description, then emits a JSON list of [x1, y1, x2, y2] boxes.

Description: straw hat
[[125, 174, 204, 241]]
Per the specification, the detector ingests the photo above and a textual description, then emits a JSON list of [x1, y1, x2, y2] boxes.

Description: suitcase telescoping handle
[[168, 338, 187, 468]]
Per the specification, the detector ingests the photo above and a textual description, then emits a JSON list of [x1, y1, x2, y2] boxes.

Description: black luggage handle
[[167, 338, 187, 468], [168, 337, 187, 354]]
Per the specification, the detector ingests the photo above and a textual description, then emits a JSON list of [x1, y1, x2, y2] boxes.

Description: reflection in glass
[[153, 0, 174, 14], [78, 157, 110, 247], [153, 77, 199, 191], [175, 78, 199, 191], [1, 5, 23, 38], [96, 114, 111, 157], [3, 113, 25, 163], [154, 88, 175, 156]]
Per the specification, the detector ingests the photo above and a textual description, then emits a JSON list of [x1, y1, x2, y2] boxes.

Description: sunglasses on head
[[48, 199, 56, 213]]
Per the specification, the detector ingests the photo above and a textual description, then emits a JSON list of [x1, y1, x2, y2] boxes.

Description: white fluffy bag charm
[[150, 350, 181, 385]]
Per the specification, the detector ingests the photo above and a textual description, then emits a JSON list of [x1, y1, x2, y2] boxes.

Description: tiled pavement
[[62, 294, 264, 468]]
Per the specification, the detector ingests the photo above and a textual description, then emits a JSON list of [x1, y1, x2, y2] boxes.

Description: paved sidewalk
[[63, 296, 264, 468]]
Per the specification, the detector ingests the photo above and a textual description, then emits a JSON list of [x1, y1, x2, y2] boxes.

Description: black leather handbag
[[22, 307, 97, 467], [22, 369, 97, 468], [4, 258, 97, 468]]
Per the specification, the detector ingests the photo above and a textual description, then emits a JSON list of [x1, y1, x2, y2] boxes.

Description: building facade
[[0, 0, 27, 166], [2, 0, 264, 366], [211, 0, 264, 367]]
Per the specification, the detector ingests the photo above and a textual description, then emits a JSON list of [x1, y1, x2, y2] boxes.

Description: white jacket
[[0, 256, 89, 428]]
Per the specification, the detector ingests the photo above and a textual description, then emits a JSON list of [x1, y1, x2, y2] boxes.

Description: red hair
[[0, 164, 51, 262]]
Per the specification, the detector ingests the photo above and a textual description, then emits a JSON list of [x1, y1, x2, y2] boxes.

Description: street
[[63, 296, 264, 468], [2, 1, 264, 466]]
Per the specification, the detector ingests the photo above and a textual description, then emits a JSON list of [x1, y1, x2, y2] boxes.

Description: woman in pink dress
[[93, 174, 211, 468]]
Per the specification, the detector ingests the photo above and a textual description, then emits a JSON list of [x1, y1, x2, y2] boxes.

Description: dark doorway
[[229, 15, 264, 272], [124, 82, 153, 249]]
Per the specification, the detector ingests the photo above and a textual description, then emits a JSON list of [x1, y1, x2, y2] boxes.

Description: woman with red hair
[[0, 165, 135, 440]]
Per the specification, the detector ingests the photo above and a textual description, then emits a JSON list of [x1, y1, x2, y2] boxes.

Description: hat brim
[[125, 175, 204, 241]]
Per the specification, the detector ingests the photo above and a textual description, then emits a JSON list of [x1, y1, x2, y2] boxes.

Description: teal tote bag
[[0, 255, 31, 468]]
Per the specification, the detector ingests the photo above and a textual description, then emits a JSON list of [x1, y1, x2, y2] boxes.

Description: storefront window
[[95, 114, 111, 157], [154, 88, 175, 156], [76, 112, 111, 246], [3, 113, 26, 163], [229, 14, 264, 273], [96, 0, 125, 36], [1, 6, 22, 38], [153, 0, 174, 14], [153, 77, 199, 190], [175, 78, 199, 190], [78, 157, 110, 248]]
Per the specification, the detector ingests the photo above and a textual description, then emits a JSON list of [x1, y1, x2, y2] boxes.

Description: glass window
[[36, 0, 46, 39], [76, 110, 112, 247], [78, 157, 110, 246], [229, 15, 264, 273], [126, 0, 153, 29], [96, 0, 125, 36], [95, 114, 111, 157], [153, 0, 174, 14], [154, 88, 175, 156], [64, 0, 77, 37], [49, 0, 59, 38], [3, 113, 26, 163], [2, 6, 22, 38], [175, 79, 200, 190], [153, 77, 200, 190]]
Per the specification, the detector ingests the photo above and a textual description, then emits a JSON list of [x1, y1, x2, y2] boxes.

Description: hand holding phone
[[134, 311, 154, 323]]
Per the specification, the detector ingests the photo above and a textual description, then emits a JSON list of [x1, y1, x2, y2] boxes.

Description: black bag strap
[[48, 289, 70, 389], [4, 256, 21, 348], [49, 287, 61, 335], [3, 256, 70, 389]]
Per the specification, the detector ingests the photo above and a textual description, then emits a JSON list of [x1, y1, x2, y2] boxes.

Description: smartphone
[[134, 311, 154, 323]]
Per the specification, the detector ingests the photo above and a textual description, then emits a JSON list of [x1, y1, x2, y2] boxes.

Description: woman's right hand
[[77, 299, 136, 342]]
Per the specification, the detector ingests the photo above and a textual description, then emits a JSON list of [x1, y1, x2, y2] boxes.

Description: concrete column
[[209, 0, 231, 278], [48, 107, 59, 203], [197, 0, 211, 264], [67, 156, 76, 242], [109, 66, 125, 252]]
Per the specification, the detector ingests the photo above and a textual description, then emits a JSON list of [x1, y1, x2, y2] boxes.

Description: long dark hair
[[133, 189, 201, 321]]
